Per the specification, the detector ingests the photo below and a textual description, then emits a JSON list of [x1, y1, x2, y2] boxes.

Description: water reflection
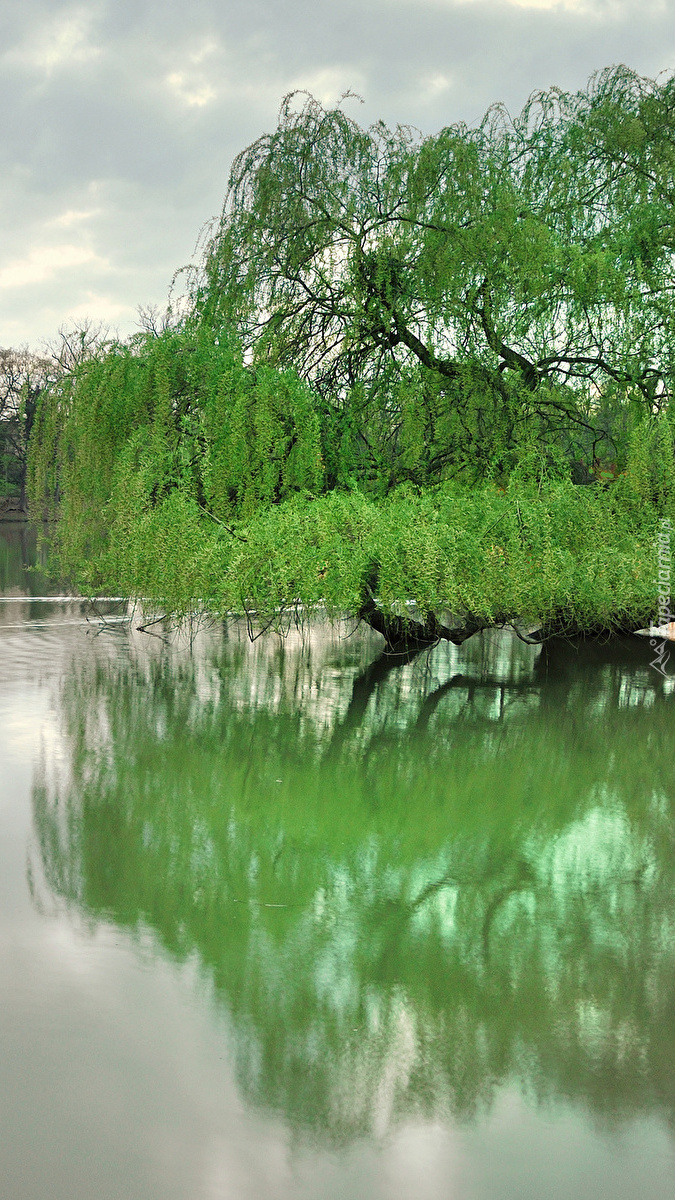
[[31, 623, 675, 1143], [0, 521, 54, 596]]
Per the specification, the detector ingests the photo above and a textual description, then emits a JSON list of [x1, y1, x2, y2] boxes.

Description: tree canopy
[[191, 65, 675, 485]]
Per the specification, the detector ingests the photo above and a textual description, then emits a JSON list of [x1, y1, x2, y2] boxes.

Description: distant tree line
[[0, 347, 50, 510], [0, 322, 110, 512]]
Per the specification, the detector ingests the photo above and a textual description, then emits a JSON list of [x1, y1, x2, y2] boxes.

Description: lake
[[1, 520, 675, 1199]]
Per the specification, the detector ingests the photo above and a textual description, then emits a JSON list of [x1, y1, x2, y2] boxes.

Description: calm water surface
[[1, 521, 675, 1199]]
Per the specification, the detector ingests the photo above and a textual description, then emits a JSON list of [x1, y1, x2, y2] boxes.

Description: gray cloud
[[1, 0, 674, 347]]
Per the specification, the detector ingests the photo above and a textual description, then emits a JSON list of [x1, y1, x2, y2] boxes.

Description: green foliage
[[26, 66, 675, 637], [201, 359, 323, 520], [34, 443, 661, 636], [191, 66, 675, 484], [28, 328, 325, 592], [620, 410, 675, 514], [215, 481, 658, 635], [0, 453, 19, 496]]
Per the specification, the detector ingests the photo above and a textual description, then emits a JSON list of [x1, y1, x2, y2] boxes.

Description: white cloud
[[5, 8, 101, 75], [422, 73, 453, 99], [165, 37, 222, 107], [166, 71, 218, 108], [63, 293, 136, 327], [49, 208, 102, 229], [187, 38, 221, 66], [0, 245, 105, 290]]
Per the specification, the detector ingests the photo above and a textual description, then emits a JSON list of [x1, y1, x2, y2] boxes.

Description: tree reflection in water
[[31, 622, 675, 1143]]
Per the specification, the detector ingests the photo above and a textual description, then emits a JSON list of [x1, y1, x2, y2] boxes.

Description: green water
[[1, 522, 675, 1198]]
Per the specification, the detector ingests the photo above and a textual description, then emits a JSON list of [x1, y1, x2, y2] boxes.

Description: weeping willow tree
[[27, 65, 675, 642]]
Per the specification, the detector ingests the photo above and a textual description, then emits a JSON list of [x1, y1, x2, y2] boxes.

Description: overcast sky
[[1, 0, 673, 350]]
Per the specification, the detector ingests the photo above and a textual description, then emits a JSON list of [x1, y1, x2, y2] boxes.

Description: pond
[[1, 520, 675, 1199]]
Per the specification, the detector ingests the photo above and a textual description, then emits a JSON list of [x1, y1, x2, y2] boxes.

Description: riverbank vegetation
[[26, 65, 675, 646]]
